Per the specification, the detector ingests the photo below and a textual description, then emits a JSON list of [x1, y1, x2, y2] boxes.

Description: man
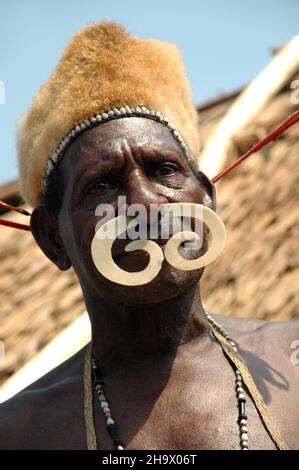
[[0, 21, 298, 450]]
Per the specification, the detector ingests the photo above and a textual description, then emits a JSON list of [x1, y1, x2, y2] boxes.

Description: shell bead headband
[[42, 105, 195, 195]]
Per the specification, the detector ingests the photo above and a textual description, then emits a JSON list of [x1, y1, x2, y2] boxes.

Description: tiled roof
[[0, 78, 298, 386]]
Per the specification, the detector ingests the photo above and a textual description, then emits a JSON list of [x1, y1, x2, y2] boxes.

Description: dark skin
[[0, 118, 298, 449]]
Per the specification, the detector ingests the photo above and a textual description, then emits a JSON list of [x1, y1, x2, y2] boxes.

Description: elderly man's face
[[38, 117, 216, 304]]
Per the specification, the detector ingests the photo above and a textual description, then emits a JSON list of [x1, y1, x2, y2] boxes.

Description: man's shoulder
[[208, 312, 299, 382], [0, 346, 86, 449], [211, 312, 299, 352], [210, 312, 299, 448]]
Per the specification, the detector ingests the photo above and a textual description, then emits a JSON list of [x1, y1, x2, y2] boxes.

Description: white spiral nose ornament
[[91, 215, 164, 286], [91, 203, 226, 286], [163, 203, 226, 270]]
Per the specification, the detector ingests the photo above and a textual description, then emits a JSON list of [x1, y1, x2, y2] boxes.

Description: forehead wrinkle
[[60, 116, 187, 186], [71, 147, 126, 193], [63, 133, 122, 174]]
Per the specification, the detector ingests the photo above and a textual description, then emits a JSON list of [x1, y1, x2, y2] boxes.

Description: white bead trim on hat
[[41, 105, 194, 195]]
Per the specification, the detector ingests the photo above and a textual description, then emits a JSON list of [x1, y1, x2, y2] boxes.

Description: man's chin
[[90, 263, 204, 306]]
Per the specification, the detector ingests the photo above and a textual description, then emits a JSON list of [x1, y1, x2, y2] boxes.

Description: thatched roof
[[0, 208, 84, 385], [200, 78, 299, 321], [0, 69, 298, 388]]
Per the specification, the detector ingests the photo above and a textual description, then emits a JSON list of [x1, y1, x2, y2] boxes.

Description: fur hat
[[17, 21, 200, 207]]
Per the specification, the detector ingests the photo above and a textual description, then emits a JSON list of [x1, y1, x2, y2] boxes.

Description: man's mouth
[[113, 247, 150, 272], [112, 237, 204, 272]]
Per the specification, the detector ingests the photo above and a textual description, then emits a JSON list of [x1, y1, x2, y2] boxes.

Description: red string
[[0, 218, 31, 231], [0, 200, 31, 216], [0, 110, 298, 232], [211, 109, 299, 183]]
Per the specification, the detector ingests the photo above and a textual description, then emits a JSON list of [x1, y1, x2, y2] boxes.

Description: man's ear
[[30, 207, 71, 271], [195, 170, 217, 211]]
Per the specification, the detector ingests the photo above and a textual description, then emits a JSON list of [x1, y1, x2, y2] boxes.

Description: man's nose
[[124, 169, 168, 223]]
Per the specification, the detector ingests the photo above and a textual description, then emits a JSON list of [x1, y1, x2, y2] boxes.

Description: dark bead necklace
[[91, 311, 248, 450]]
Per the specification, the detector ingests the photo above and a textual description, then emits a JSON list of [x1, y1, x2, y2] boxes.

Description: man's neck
[[84, 285, 211, 370]]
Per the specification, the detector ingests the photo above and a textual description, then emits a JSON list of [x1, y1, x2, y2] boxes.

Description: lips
[[113, 248, 150, 273], [111, 224, 166, 260], [112, 234, 204, 269]]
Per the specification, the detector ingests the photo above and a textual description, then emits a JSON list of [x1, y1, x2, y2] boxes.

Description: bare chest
[[93, 370, 279, 450]]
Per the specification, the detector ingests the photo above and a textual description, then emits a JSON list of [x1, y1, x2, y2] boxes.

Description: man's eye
[[84, 180, 115, 196], [151, 163, 179, 178]]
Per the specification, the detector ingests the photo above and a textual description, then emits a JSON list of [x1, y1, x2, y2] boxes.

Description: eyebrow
[[72, 142, 189, 189], [75, 161, 118, 190]]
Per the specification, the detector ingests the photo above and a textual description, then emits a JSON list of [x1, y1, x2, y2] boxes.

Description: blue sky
[[0, 0, 298, 185]]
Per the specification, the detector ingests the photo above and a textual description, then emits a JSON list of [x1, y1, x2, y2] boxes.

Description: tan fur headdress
[[17, 21, 200, 208]]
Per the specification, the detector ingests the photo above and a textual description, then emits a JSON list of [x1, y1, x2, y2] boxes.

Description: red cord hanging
[[0, 218, 31, 231], [211, 109, 299, 183], [0, 200, 31, 231], [0, 200, 31, 216], [0, 109, 298, 232]]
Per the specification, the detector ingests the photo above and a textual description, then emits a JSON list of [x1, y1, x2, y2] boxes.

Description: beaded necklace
[[90, 312, 249, 450], [84, 311, 289, 450]]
